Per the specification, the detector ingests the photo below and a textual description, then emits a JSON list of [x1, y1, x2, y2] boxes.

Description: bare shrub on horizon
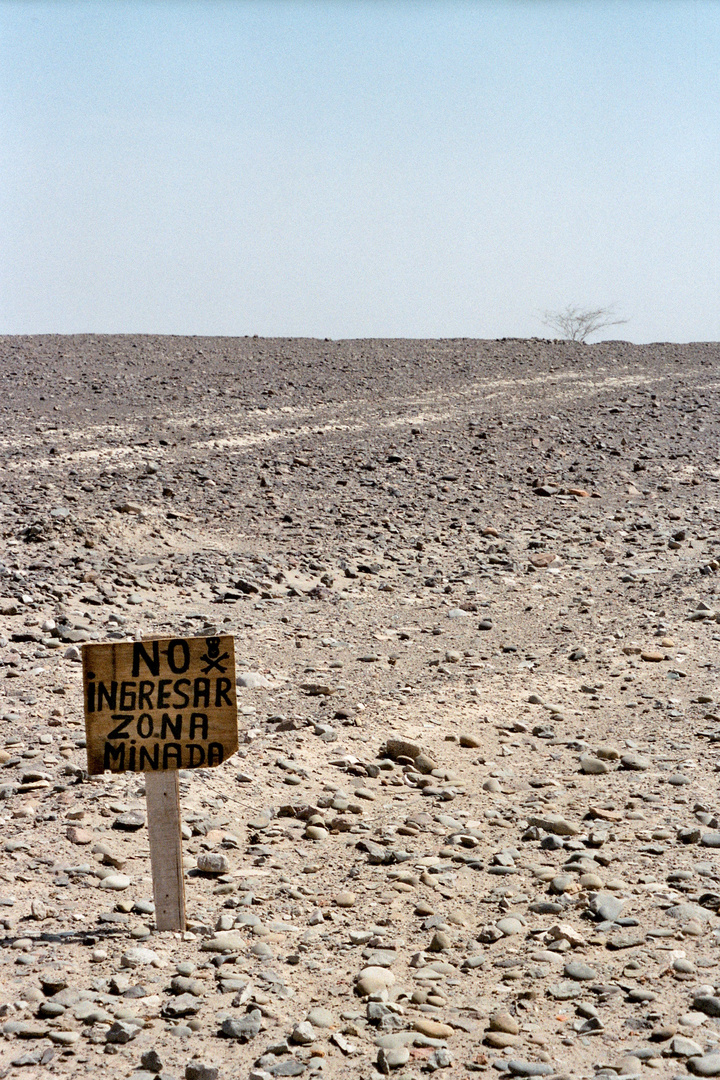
[[541, 304, 629, 343]]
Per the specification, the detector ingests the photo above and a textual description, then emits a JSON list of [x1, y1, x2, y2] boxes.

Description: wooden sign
[[82, 635, 238, 775], [81, 634, 239, 932]]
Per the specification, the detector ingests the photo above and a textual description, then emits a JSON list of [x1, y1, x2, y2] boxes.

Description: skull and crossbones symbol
[[200, 636, 229, 674]]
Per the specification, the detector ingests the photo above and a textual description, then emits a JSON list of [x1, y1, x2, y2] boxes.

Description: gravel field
[[1, 334, 720, 1080]]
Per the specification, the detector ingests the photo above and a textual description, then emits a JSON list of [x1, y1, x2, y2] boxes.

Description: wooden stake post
[[145, 770, 186, 930], [82, 635, 238, 932]]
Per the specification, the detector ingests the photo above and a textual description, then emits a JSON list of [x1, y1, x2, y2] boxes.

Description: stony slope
[[1, 336, 720, 1080]]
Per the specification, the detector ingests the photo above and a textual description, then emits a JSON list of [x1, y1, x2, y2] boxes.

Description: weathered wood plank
[[145, 769, 186, 932], [81, 634, 238, 774]]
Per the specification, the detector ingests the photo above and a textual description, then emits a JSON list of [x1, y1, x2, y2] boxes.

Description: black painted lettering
[[215, 677, 232, 707], [103, 742, 125, 770], [207, 742, 224, 766], [189, 713, 208, 740], [119, 681, 137, 711], [128, 744, 136, 770], [160, 712, 183, 739], [139, 744, 159, 770], [162, 742, 182, 769], [173, 678, 190, 708], [138, 681, 154, 709], [132, 640, 160, 677], [157, 679, 172, 709], [107, 715, 133, 740], [87, 681, 95, 713], [137, 714, 154, 739], [193, 678, 210, 708], [97, 681, 117, 711], [188, 744, 205, 768], [167, 638, 190, 674]]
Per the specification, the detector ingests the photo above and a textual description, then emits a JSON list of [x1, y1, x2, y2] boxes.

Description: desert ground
[[1, 334, 720, 1080]]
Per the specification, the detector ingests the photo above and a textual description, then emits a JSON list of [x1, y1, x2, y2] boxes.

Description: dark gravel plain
[[1, 335, 720, 1080]]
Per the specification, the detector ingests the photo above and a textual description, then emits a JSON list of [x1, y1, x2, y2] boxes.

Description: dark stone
[[142, 1050, 164, 1073], [113, 810, 146, 831], [162, 993, 201, 1018], [219, 1010, 262, 1041], [267, 1061, 306, 1078], [185, 1064, 219, 1080]]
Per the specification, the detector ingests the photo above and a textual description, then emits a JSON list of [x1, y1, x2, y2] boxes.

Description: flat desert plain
[[1, 335, 720, 1080]]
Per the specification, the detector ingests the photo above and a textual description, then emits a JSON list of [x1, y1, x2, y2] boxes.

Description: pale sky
[[1, 0, 719, 341]]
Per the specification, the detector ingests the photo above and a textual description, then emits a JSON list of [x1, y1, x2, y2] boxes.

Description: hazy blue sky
[[1, 0, 718, 341]]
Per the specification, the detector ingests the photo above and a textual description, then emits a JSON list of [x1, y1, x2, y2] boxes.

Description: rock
[[66, 825, 93, 844], [113, 810, 146, 831], [549, 874, 575, 894], [415, 752, 437, 774], [420, 927, 450, 953], [201, 931, 246, 953], [693, 996, 720, 1018], [546, 923, 585, 947], [496, 917, 524, 936], [547, 981, 582, 1000], [528, 814, 579, 836], [306, 1007, 333, 1029], [121, 947, 162, 968], [507, 1063, 554, 1077], [238, 672, 271, 688], [618, 1056, 642, 1076], [428, 1048, 453, 1069], [142, 1051, 164, 1073], [196, 852, 229, 874], [250, 942, 273, 959], [564, 960, 597, 981], [163, 993, 201, 1018], [334, 891, 356, 908], [485, 1031, 519, 1049], [105, 1020, 139, 1043], [488, 1011, 520, 1035], [595, 746, 620, 760], [579, 754, 608, 775], [377, 1047, 410, 1073], [185, 1065, 219, 1080], [701, 832, 720, 847], [220, 1010, 262, 1041], [305, 825, 328, 841], [672, 1035, 704, 1057], [171, 975, 204, 996], [383, 738, 421, 762], [48, 1031, 80, 1045], [355, 967, 395, 996], [689, 1054, 720, 1076], [412, 1018, 454, 1039], [667, 903, 711, 923], [99, 874, 131, 890], [588, 893, 627, 922], [291, 1021, 315, 1044], [620, 753, 650, 770]]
